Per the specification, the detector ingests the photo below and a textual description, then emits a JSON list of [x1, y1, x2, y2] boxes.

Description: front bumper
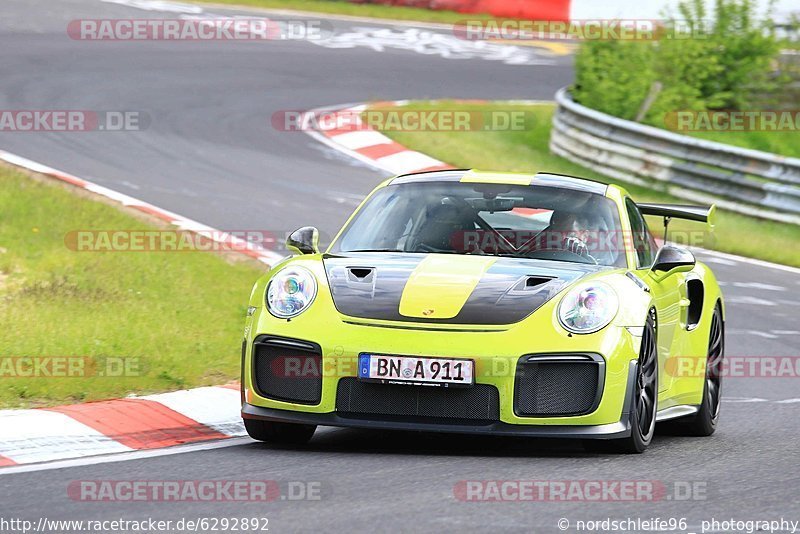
[[243, 344, 638, 438], [243, 361, 634, 438]]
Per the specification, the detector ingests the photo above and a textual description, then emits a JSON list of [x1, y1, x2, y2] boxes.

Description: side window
[[625, 199, 657, 268]]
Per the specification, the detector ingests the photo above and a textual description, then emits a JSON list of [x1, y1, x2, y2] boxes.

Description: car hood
[[322, 253, 608, 325]]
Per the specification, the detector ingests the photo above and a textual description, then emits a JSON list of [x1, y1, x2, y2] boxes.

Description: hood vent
[[510, 275, 554, 292], [347, 267, 375, 283], [525, 276, 553, 289]]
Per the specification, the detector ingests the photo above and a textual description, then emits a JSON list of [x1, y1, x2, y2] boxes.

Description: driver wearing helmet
[[527, 209, 600, 261]]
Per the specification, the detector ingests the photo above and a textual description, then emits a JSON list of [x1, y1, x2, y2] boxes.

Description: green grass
[[0, 167, 263, 408], [370, 101, 800, 266], [191, 0, 500, 24]]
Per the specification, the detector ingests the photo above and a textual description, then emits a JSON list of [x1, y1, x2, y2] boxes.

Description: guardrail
[[550, 88, 800, 225]]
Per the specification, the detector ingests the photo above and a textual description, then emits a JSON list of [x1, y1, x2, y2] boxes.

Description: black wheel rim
[[636, 314, 658, 439], [706, 310, 724, 420]]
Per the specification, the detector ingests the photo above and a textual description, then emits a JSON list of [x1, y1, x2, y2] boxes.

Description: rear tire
[[244, 419, 317, 445], [587, 309, 658, 454]]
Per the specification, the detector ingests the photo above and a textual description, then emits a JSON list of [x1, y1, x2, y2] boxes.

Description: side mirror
[[286, 226, 320, 255], [650, 245, 695, 280]]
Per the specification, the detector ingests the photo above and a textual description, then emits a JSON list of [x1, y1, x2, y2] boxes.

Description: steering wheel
[[522, 248, 599, 265]]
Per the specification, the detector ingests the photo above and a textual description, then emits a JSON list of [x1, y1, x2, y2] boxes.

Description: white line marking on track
[[0, 411, 132, 465], [0, 427, 340, 475], [0, 151, 76, 176], [330, 131, 393, 150], [722, 397, 769, 403], [776, 398, 800, 404], [731, 282, 786, 291], [310, 27, 556, 66], [0, 437, 253, 476], [725, 296, 777, 307], [749, 331, 779, 339], [375, 151, 443, 174], [701, 256, 739, 266], [101, 0, 204, 14], [692, 247, 800, 275], [168, 2, 500, 34], [84, 183, 149, 206], [728, 329, 780, 339]]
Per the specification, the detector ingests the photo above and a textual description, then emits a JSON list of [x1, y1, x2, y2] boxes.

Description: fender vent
[[686, 279, 704, 330]]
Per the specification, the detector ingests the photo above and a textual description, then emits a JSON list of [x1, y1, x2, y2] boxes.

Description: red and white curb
[[0, 385, 244, 467], [0, 150, 284, 265], [301, 99, 553, 176], [302, 101, 454, 176]]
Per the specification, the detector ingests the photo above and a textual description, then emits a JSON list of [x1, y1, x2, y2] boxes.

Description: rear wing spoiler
[[637, 203, 716, 227]]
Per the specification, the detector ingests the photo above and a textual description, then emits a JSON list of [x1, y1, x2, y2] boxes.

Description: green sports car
[[240, 169, 724, 453]]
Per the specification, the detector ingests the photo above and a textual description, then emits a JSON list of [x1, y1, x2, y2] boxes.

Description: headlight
[[557, 281, 618, 334], [266, 266, 317, 318]]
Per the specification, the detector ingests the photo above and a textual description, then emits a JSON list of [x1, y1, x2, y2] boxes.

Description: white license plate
[[358, 354, 474, 387]]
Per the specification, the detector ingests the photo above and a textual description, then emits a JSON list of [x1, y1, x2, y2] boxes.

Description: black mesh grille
[[253, 337, 322, 405], [514, 360, 600, 416], [336, 378, 499, 424]]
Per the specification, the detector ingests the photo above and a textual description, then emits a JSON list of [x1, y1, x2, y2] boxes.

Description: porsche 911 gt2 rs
[[240, 169, 724, 453]]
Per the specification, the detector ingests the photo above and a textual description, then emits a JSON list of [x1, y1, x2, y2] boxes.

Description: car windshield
[[331, 181, 626, 267]]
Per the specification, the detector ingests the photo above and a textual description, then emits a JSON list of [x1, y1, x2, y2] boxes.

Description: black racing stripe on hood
[[323, 253, 605, 325]]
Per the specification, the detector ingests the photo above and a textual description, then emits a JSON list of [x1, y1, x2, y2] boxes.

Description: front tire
[[587, 309, 658, 454], [244, 419, 317, 445]]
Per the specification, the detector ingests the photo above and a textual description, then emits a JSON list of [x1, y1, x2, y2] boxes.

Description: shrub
[[572, 0, 784, 125]]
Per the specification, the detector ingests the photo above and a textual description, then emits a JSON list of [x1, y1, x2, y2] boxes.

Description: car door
[[625, 199, 683, 393]]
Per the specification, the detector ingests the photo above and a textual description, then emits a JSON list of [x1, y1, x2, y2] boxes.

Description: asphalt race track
[[1, 0, 799, 532], [0, 0, 572, 235]]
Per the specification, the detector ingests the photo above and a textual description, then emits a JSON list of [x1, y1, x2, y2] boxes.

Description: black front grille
[[253, 336, 322, 405], [336, 378, 499, 424], [514, 355, 603, 416]]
